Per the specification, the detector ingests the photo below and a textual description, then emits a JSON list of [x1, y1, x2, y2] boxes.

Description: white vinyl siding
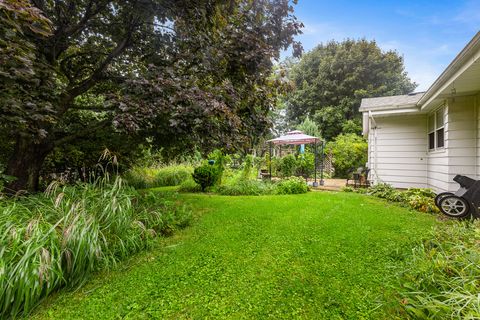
[[476, 94, 480, 178], [443, 96, 477, 192], [368, 115, 427, 188], [365, 94, 479, 192]]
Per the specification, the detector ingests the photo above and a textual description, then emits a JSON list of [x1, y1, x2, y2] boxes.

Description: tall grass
[[0, 177, 191, 318], [124, 164, 193, 189], [399, 220, 480, 319], [215, 180, 277, 196]]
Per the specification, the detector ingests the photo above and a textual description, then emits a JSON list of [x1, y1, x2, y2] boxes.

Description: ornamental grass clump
[[124, 164, 193, 189], [0, 176, 192, 318], [155, 164, 193, 187]]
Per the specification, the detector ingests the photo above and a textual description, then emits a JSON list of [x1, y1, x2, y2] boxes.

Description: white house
[[360, 31, 480, 192]]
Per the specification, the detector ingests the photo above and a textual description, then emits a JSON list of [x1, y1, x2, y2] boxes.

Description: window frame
[[428, 106, 445, 151]]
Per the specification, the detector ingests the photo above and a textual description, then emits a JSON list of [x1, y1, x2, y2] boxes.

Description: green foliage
[[342, 186, 355, 193], [240, 155, 254, 180], [0, 177, 192, 318], [277, 154, 298, 177], [399, 221, 480, 319], [341, 119, 362, 135], [286, 39, 417, 140], [123, 167, 159, 189], [124, 164, 193, 189], [367, 183, 398, 200], [216, 180, 276, 196], [402, 188, 438, 213], [354, 183, 439, 214], [326, 134, 368, 178], [295, 152, 315, 178], [271, 152, 317, 179], [276, 176, 309, 194], [313, 106, 345, 142], [192, 164, 222, 192], [1, 1, 302, 192], [155, 165, 193, 187], [296, 116, 321, 138], [178, 178, 203, 193]]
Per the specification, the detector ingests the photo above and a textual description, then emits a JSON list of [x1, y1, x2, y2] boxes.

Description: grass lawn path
[[32, 191, 437, 319]]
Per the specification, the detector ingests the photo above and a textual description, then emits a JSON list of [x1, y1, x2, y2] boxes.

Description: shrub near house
[[326, 134, 368, 178]]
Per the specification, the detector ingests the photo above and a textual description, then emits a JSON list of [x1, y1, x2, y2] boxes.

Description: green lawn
[[31, 191, 438, 319]]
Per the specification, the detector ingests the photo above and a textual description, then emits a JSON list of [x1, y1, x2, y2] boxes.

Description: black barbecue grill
[[435, 175, 480, 218]]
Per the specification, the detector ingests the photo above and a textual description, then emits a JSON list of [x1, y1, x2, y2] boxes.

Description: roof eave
[[359, 103, 419, 113]]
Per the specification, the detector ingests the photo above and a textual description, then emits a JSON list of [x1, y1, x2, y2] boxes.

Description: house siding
[[476, 94, 480, 179], [365, 95, 480, 192], [368, 114, 427, 188], [444, 96, 477, 192]]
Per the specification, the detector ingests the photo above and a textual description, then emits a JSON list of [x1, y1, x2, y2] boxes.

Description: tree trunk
[[5, 137, 53, 194]]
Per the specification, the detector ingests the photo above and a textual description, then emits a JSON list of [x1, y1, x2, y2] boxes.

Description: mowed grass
[[31, 191, 438, 319]]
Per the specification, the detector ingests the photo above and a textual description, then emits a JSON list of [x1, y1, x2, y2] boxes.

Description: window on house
[[428, 106, 445, 150]]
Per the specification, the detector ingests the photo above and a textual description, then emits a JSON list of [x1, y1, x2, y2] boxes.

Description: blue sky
[[288, 0, 480, 91]]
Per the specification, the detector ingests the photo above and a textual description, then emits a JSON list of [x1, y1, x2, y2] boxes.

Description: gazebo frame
[[267, 130, 325, 186]]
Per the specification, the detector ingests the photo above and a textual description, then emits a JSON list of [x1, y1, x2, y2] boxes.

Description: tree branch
[[54, 119, 111, 147], [58, 32, 133, 113]]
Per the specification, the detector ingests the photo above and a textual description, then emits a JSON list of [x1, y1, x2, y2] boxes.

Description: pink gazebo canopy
[[267, 130, 319, 145]]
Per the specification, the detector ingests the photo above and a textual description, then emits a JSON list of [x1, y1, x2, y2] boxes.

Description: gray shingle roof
[[359, 92, 425, 111]]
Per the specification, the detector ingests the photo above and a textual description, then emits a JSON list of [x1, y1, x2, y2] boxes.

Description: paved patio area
[[309, 179, 347, 191]]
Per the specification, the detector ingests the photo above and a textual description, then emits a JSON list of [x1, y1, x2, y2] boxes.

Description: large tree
[[285, 39, 416, 140], [0, 0, 302, 192]]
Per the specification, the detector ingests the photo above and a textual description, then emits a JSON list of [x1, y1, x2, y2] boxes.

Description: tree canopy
[[296, 116, 321, 138], [285, 39, 416, 140], [0, 0, 303, 192]]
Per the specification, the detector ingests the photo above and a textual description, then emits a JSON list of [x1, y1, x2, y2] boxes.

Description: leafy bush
[[345, 183, 439, 214], [276, 176, 309, 194], [295, 152, 315, 178], [403, 187, 436, 199], [399, 221, 480, 319], [342, 186, 355, 192], [192, 164, 221, 191], [277, 154, 297, 177], [270, 152, 317, 179], [367, 183, 398, 200], [355, 183, 439, 214], [0, 177, 192, 318], [326, 133, 367, 178], [216, 180, 276, 196]]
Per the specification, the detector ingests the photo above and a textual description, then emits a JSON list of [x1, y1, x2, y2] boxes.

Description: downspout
[[369, 111, 378, 184], [476, 94, 479, 179]]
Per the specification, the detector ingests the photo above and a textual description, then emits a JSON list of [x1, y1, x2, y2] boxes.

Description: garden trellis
[[267, 130, 325, 186]]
